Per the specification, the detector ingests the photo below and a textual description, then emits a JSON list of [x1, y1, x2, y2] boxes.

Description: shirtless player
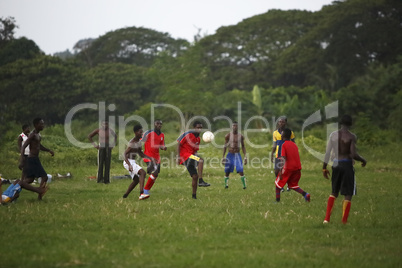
[[322, 115, 367, 224], [19, 118, 53, 200], [222, 122, 247, 189], [122, 124, 156, 200]]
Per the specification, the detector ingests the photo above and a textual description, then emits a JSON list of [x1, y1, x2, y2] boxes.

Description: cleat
[[192, 194, 197, 199], [323, 220, 329, 224], [198, 181, 210, 187], [286, 187, 290, 191], [304, 193, 311, 202], [139, 193, 150, 200], [243, 187, 247, 190], [281, 188, 285, 192], [225, 185, 229, 189]]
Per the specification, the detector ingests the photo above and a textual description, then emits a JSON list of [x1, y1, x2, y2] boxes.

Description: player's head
[[154, 119, 163, 130], [277, 116, 287, 129], [232, 121, 239, 132], [193, 121, 203, 133], [33, 118, 44, 131], [22, 124, 30, 134], [281, 128, 292, 140], [101, 120, 109, 128], [340, 115, 352, 127], [133, 124, 143, 137]]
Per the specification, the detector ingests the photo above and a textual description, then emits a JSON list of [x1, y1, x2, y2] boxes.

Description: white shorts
[[123, 159, 143, 179]]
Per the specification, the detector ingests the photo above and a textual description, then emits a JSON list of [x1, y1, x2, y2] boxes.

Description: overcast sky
[[1, 0, 334, 55]]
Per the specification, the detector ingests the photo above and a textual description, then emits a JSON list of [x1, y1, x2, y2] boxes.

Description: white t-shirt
[[20, 132, 30, 156]]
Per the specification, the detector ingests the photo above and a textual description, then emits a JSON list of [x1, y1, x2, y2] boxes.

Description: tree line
[[0, 0, 401, 137]]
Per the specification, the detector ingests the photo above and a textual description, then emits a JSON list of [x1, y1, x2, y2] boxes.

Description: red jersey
[[177, 131, 200, 164], [281, 140, 302, 171], [141, 130, 165, 163]]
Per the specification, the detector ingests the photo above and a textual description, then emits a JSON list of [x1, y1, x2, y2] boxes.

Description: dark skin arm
[[88, 129, 100, 149], [241, 135, 247, 165], [17, 136, 23, 152]]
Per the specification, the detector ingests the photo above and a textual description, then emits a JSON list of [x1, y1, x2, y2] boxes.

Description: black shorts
[[24, 157, 47, 179], [331, 160, 356, 196], [146, 161, 161, 174], [183, 157, 199, 176], [274, 158, 283, 170]]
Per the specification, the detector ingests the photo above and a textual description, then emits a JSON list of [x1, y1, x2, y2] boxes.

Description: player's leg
[[144, 162, 159, 195], [236, 154, 246, 189], [122, 160, 139, 198], [104, 148, 112, 184], [224, 153, 233, 188], [288, 170, 310, 202], [97, 148, 105, 183], [341, 163, 355, 224], [274, 171, 287, 202], [123, 175, 139, 198], [324, 166, 342, 223], [191, 173, 198, 199], [197, 157, 210, 187]]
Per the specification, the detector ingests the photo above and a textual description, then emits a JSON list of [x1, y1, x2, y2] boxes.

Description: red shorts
[[275, 169, 301, 189]]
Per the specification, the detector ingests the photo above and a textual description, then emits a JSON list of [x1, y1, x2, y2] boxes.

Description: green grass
[[0, 127, 401, 268]]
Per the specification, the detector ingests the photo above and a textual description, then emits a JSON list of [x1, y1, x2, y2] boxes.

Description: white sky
[[1, 0, 334, 55]]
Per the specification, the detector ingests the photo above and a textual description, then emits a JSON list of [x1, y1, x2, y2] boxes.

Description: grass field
[[0, 126, 401, 267]]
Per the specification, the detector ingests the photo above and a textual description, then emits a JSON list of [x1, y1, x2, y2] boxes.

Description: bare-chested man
[[88, 120, 117, 184], [122, 124, 155, 200], [322, 115, 367, 224], [222, 122, 247, 189], [19, 118, 53, 200]]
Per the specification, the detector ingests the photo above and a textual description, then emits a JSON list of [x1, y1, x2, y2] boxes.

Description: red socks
[[324, 196, 352, 224], [324, 195, 336, 222], [144, 175, 156, 191], [342, 200, 351, 224]]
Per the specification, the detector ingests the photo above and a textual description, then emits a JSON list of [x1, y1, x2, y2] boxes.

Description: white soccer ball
[[202, 131, 215, 143]]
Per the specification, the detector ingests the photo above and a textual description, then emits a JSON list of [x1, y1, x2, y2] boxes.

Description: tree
[[0, 55, 84, 125], [0, 37, 42, 66], [0, 16, 17, 46], [76, 27, 189, 68], [197, 9, 315, 90]]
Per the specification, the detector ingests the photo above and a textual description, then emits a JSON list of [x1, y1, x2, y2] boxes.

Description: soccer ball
[[202, 131, 214, 143]]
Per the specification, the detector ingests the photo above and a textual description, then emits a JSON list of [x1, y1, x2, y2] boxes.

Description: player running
[[140, 119, 167, 199], [274, 128, 310, 203], [122, 125, 156, 200], [222, 121, 247, 189]]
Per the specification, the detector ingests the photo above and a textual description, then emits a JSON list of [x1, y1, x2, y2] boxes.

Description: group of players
[[1, 115, 366, 224]]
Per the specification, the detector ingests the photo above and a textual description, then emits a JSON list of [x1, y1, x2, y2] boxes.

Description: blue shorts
[[2, 183, 22, 202], [224, 153, 243, 174]]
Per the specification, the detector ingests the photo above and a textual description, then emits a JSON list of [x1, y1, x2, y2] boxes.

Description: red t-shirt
[[281, 140, 302, 171], [141, 130, 165, 163], [177, 131, 200, 164]]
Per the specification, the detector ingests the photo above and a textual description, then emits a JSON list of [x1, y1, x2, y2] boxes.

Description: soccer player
[[222, 121, 247, 189], [271, 116, 295, 191], [88, 120, 117, 184], [177, 121, 210, 199], [322, 115, 367, 224], [141, 119, 167, 199], [123, 125, 156, 200], [274, 128, 310, 203], [19, 118, 54, 200]]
